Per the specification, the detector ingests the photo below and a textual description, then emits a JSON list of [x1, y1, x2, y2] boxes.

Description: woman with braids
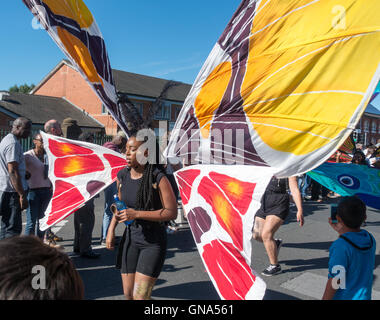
[[106, 130, 177, 300]]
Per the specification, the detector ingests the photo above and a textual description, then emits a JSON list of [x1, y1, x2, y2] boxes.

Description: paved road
[[22, 193, 380, 300]]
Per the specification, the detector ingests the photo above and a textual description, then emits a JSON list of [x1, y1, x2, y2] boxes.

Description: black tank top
[[116, 167, 166, 211]]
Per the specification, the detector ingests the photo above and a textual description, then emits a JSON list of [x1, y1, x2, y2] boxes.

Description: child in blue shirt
[[322, 196, 376, 300]]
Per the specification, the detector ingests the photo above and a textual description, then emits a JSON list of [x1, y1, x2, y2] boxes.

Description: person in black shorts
[[253, 176, 304, 276], [106, 130, 177, 300]]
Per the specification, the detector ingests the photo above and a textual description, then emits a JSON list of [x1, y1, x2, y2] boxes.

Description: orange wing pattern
[[175, 165, 273, 300], [39, 132, 127, 231]]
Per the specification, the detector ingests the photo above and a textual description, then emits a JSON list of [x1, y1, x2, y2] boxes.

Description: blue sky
[[0, 1, 241, 90]]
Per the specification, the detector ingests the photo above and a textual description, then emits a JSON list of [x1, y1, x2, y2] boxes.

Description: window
[[372, 121, 377, 133], [169, 122, 176, 131], [101, 104, 108, 114], [154, 101, 171, 120], [133, 102, 144, 116], [364, 120, 369, 132], [154, 127, 166, 146], [174, 106, 182, 120]]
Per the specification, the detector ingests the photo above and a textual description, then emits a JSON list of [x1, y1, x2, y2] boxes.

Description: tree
[[9, 83, 35, 94]]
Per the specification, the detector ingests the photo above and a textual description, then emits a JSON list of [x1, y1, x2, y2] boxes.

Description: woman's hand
[[297, 210, 304, 227], [115, 208, 138, 224]]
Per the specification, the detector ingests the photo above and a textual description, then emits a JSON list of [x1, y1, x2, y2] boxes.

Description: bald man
[[44, 119, 63, 137], [0, 117, 32, 239]]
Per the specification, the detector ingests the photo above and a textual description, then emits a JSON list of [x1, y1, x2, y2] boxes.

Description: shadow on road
[[152, 281, 219, 300], [70, 247, 124, 300], [282, 241, 331, 251], [280, 256, 329, 273], [263, 289, 301, 300]]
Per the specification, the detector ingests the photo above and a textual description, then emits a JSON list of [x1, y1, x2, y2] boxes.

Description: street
[[22, 193, 380, 300]]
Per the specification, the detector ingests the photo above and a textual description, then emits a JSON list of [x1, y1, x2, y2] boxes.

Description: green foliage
[[9, 83, 35, 94]]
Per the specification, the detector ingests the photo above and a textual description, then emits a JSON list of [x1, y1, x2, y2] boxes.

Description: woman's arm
[[116, 176, 177, 223], [288, 176, 304, 227]]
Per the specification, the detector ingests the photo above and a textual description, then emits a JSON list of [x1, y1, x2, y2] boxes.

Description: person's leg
[[321, 185, 329, 199], [310, 179, 321, 200], [133, 273, 157, 300], [102, 183, 117, 241], [298, 175, 304, 194], [132, 231, 166, 300], [302, 175, 311, 197], [73, 209, 81, 252], [101, 211, 113, 242], [252, 216, 265, 242], [36, 189, 51, 239], [121, 273, 136, 300], [0, 191, 11, 240], [3, 193, 22, 238], [24, 190, 37, 236], [260, 215, 284, 265], [76, 203, 95, 254]]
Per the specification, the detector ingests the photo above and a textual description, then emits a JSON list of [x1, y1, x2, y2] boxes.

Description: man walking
[[0, 117, 32, 239]]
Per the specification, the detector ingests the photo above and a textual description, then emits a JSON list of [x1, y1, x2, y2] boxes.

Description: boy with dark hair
[[322, 196, 376, 300], [0, 236, 84, 300]]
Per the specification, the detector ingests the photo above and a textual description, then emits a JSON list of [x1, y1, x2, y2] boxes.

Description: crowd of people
[[296, 140, 380, 203], [0, 117, 181, 300], [0, 117, 378, 300]]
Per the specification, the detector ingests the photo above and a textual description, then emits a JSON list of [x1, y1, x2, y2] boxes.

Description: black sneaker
[[261, 264, 282, 276]]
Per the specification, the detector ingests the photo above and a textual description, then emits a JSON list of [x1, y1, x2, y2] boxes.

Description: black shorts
[[117, 222, 167, 278], [255, 192, 290, 221]]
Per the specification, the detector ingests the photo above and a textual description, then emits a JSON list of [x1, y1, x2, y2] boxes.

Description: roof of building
[[112, 69, 192, 102], [365, 103, 380, 116], [31, 60, 192, 103], [0, 92, 104, 128]]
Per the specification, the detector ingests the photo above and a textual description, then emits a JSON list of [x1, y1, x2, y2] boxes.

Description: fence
[[0, 129, 113, 152]]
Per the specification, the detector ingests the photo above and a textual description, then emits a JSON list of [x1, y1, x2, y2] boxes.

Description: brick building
[[355, 101, 380, 146], [31, 60, 192, 136]]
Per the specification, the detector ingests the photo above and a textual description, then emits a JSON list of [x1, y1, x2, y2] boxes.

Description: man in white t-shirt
[[0, 117, 32, 239]]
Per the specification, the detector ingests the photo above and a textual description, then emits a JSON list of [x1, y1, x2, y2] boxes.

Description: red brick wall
[[0, 111, 14, 130], [34, 63, 118, 135]]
